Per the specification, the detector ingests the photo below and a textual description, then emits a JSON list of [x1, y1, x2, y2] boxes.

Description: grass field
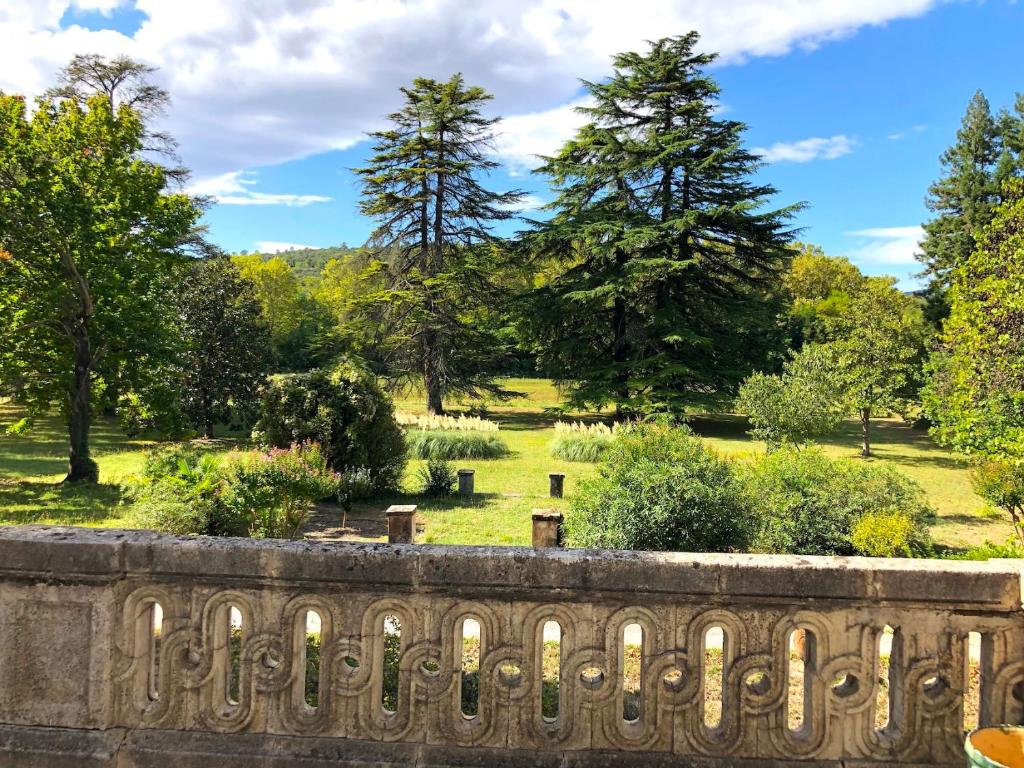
[[0, 379, 1011, 551]]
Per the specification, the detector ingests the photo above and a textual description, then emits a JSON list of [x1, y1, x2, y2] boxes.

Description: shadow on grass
[[305, 492, 507, 541], [0, 479, 124, 525]]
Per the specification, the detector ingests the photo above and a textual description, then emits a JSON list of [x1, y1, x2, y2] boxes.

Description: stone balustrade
[[0, 525, 1022, 767]]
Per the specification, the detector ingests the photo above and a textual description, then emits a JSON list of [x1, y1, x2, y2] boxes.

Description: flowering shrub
[[220, 442, 340, 539], [253, 363, 406, 494]]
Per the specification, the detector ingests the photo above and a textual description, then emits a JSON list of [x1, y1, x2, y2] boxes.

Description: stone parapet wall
[[0, 525, 1021, 766]]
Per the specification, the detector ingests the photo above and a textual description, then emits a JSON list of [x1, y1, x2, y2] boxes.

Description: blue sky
[[3, 1, 1023, 286]]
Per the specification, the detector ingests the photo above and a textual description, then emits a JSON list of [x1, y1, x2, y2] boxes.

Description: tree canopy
[[924, 179, 1024, 458], [0, 91, 204, 480], [523, 33, 799, 417]]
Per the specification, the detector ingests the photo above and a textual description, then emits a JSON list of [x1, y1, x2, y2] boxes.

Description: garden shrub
[[549, 421, 615, 462], [549, 434, 614, 462], [252, 362, 406, 494], [971, 459, 1024, 547], [220, 442, 340, 539], [418, 459, 457, 496], [744, 447, 934, 556], [128, 445, 231, 535], [405, 430, 509, 460], [947, 539, 1024, 560], [850, 510, 916, 557], [563, 421, 752, 552]]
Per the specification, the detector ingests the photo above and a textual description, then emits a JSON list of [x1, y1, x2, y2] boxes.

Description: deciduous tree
[[923, 180, 1024, 458], [0, 92, 203, 481], [822, 278, 929, 457]]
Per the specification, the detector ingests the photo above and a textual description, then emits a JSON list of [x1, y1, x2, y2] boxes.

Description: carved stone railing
[[0, 525, 1022, 767]]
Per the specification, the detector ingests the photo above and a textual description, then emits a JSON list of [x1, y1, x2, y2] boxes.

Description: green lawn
[[0, 380, 1010, 551]]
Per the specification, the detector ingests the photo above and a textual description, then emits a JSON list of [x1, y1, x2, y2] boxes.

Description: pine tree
[[524, 33, 798, 417], [918, 91, 1004, 323], [353, 75, 522, 414]]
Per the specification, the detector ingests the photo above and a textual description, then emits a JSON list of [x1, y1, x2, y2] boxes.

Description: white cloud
[[493, 97, 592, 173], [187, 171, 331, 207], [0, 1, 940, 178], [845, 225, 924, 265], [501, 193, 548, 212], [888, 124, 927, 141], [254, 241, 321, 254], [754, 135, 855, 163], [70, 0, 128, 13]]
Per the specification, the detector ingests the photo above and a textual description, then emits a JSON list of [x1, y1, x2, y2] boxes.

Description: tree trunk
[[611, 246, 630, 422], [202, 391, 215, 438], [66, 331, 98, 483], [860, 407, 872, 458], [424, 354, 444, 415], [423, 127, 446, 417]]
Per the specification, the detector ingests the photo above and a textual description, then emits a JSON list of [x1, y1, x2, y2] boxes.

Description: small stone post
[[386, 505, 417, 544], [549, 472, 566, 498], [532, 509, 564, 548], [458, 469, 475, 496]]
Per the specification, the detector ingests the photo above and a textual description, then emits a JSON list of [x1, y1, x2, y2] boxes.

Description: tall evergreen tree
[[353, 75, 522, 414], [918, 91, 1005, 324], [524, 33, 798, 417]]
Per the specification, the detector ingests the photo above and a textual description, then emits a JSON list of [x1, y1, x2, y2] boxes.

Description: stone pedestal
[[457, 469, 475, 496], [532, 510, 563, 548], [549, 473, 565, 498], [385, 505, 417, 544]]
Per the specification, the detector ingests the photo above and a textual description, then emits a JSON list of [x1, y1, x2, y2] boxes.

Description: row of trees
[[3, 37, 1023, 484]]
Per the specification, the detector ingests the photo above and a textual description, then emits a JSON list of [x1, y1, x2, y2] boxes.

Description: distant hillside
[[233, 244, 361, 278]]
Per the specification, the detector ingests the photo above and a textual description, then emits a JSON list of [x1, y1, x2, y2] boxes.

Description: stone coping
[[0, 525, 1020, 610]]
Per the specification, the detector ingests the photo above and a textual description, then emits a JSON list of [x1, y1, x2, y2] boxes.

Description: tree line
[[2, 36, 1024, 485]]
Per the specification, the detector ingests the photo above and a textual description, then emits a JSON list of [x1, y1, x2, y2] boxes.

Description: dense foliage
[[128, 445, 228, 535], [743, 448, 934, 557], [563, 422, 752, 552], [0, 90, 204, 481], [252, 362, 406, 493], [924, 181, 1024, 459], [970, 459, 1024, 547], [130, 442, 340, 539], [524, 33, 798, 417], [736, 344, 848, 450], [178, 257, 271, 437]]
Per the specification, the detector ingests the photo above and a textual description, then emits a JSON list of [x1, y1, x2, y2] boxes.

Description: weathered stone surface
[[0, 525, 1022, 767]]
